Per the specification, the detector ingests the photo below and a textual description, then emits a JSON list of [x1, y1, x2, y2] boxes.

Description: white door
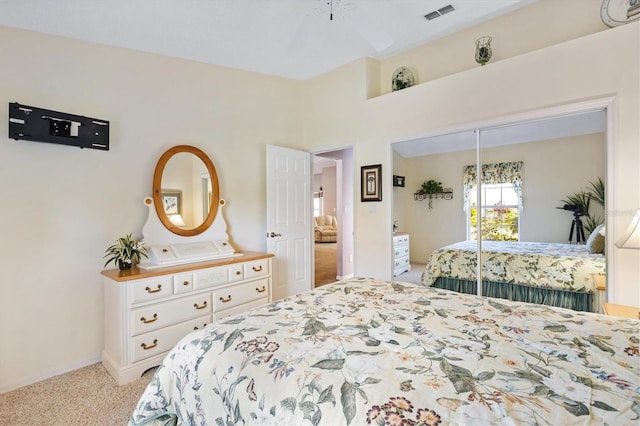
[[266, 145, 313, 301]]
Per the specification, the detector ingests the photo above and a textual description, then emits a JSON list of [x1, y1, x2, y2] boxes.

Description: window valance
[[463, 161, 523, 208]]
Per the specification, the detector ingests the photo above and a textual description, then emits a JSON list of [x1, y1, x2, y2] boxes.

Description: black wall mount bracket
[[8, 102, 109, 150]]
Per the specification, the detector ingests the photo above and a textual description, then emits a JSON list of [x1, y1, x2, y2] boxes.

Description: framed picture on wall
[[361, 164, 382, 202], [161, 189, 182, 215], [393, 175, 405, 187]]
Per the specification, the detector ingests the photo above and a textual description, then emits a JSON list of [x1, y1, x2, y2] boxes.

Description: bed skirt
[[432, 277, 593, 312]]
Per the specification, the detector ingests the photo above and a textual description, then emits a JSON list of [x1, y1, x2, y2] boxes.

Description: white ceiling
[[0, 0, 537, 80]]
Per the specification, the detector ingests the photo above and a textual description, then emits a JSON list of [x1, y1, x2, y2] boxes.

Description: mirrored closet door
[[392, 106, 608, 312]]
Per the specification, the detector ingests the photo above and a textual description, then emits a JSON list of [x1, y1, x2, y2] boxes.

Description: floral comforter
[[130, 278, 638, 426], [422, 241, 606, 292]]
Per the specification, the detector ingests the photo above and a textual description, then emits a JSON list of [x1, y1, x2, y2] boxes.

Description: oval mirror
[[153, 145, 220, 236]]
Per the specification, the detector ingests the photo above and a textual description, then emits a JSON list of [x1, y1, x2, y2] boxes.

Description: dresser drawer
[[393, 234, 409, 246], [394, 255, 409, 270], [174, 272, 194, 294], [130, 293, 212, 336], [193, 265, 228, 289], [394, 246, 409, 257], [213, 278, 269, 311], [244, 259, 269, 279], [131, 315, 211, 363], [130, 276, 174, 304], [229, 264, 244, 282], [215, 298, 268, 321]]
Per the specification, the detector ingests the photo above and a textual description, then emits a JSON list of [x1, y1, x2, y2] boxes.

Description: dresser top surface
[[101, 251, 273, 282]]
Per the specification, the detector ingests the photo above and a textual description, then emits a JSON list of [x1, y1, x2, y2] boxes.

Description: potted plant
[[104, 233, 148, 270], [420, 179, 444, 194], [419, 179, 444, 209]]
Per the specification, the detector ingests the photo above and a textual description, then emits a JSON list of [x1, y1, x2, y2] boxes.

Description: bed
[[422, 241, 606, 312], [130, 277, 638, 425]]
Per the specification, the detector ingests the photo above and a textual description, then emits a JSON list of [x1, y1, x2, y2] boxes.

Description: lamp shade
[[615, 208, 640, 249]]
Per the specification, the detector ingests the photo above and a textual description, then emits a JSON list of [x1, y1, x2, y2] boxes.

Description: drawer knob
[[183, 280, 190, 286], [236, 271, 241, 276], [145, 284, 162, 294], [220, 295, 232, 303], [256, 286, 266, 293], [252, 265, 263, 272], [194, 323, 208, 331], [141, 339, 158, 350], [140, 313, 158, 324], [193, 301, 208, 310]]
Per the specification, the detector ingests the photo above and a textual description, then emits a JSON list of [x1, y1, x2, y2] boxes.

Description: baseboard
[[0, 354, 101, 394]]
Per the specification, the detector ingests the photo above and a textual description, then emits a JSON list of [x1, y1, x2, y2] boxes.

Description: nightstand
[[602, 303, 640, 320]]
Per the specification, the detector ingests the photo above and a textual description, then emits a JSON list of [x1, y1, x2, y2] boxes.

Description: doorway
[[312, 147, 354, 287]]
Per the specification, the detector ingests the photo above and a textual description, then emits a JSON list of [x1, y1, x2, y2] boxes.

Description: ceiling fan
[[288, 0, 395, 54]]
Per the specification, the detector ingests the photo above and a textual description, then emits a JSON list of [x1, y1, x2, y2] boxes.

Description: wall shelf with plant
[[414, 179, 453, 209]]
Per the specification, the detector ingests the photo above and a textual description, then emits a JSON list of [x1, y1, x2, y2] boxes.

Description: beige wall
[[1, 0, 638, 392], [0, 27, 304, 392], [379, 0, 607, 96], [304, 24, 639, 308], [394, 134, 605, 263]]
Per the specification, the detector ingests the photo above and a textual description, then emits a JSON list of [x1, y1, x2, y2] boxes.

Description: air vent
[[424, 4, 455, 21]]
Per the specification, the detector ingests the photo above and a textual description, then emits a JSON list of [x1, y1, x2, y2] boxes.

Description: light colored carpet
[[315, 242, 337, 287], [0, 363, 155, 426], [395, 263, 426, 285]]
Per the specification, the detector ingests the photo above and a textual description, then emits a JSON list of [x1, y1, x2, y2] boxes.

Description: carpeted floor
[[395, 263, 426, 284], [0, 363, 155, 425], [314, 242, 337, 287]]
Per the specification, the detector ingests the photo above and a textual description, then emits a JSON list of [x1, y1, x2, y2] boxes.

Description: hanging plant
[[420, 179, 443, 194], [418, 179, 444, 210]]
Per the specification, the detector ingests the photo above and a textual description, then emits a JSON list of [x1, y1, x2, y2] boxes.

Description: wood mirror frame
[[152, 145, 220, 237]]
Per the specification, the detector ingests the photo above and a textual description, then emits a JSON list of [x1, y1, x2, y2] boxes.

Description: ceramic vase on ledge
[[475, 36, 492, 66]]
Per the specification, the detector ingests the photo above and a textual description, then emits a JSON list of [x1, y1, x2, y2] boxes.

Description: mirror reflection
[[161, 153, 210, 230], [153, 145, 219, 237], [392, 108, 607, 313]]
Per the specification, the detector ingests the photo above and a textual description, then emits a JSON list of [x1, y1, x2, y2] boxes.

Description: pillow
[[586, 224, 605, 254]]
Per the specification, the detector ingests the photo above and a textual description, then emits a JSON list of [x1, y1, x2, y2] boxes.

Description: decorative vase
[[475, 36, 492, 66], [118, 259, 132, 271]]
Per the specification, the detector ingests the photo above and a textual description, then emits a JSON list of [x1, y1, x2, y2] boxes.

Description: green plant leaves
[[103, 232, 148, 268], [420, 179, 443, 194]]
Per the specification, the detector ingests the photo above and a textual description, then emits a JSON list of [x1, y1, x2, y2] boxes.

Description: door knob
[[269, 232, 282, 238]]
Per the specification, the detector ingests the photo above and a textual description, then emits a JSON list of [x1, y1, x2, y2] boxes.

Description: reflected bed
[[422, 241, 606, 312], [130, 277, 637, 425]]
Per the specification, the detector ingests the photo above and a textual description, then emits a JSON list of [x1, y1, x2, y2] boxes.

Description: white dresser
[[101, 251, 273, 384], [393, 232, 410, 276]]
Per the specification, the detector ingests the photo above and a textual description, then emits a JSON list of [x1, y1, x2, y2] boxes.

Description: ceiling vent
[[424, 4, 455, 21]]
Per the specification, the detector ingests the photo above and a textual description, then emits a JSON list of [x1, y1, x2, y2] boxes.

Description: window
[[468, 183, 520, 241], [464, 161, 523, 242]]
